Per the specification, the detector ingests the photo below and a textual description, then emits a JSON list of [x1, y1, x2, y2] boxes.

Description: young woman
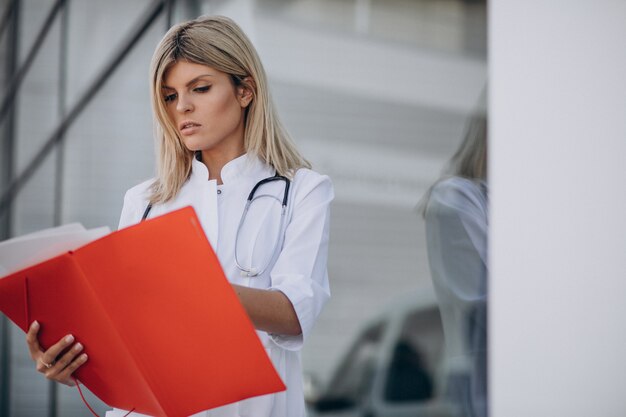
[[422, 114, 488, 417], [26, 15, 333, 417]]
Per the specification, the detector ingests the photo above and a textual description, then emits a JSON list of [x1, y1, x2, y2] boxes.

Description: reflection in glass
[[320, 320, 386, 410], [310, 297, 451, 417], [384, 308, 443, 403], [423, 115, 488, 417]]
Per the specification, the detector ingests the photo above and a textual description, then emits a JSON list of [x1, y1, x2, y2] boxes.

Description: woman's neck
[[200, 147, 245, 185]]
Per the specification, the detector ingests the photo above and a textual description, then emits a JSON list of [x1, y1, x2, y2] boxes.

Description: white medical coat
[[424, 176, 488, 417], [107, 153, 333, 417]]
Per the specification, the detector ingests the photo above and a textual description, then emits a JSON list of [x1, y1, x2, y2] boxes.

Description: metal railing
[[0, 0, 170, 219], [0, 1, 174, 415]]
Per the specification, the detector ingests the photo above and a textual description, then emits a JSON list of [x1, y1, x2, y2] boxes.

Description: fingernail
[[74, 343, 83, 351], [81, 354, 88, 361], [65, 335, 74, 343], [31, 321, 39, 330]]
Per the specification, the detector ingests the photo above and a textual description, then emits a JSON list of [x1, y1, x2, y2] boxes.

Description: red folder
[[0, 206, 285, 417]]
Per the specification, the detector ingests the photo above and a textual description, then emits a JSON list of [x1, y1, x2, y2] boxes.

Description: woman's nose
[[176, 95, 193, 113]]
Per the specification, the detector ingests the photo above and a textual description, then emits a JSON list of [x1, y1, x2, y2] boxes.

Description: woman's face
[[162, 61, 251, 156]]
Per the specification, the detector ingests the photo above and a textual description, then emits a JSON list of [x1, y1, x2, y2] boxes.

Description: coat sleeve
[[425, 179, 488, 303], [268, 169, 334, 351], [118, 180, 152, 230]]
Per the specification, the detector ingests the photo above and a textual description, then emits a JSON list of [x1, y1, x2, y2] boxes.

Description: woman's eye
[[164, 93, 177, 103], [194, 85, 210, 93]]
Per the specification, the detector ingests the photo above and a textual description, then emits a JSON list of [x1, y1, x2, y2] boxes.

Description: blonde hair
[[148, 15, 310, 204], [448, 114, 487, 180], [418, 113, 488, 217]]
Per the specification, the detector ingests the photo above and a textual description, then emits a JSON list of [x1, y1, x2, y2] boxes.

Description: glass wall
[[0, 1, 487, 416]]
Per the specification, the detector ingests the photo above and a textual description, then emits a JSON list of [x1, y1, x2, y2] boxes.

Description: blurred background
[[0, 0, 487, 416]]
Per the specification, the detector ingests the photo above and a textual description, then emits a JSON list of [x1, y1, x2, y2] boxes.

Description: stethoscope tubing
[[142, 174, 291, 278], [235, 175, 290, 277]]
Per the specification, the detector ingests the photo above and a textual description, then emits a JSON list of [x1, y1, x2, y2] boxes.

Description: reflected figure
[[422, 114, 488, 417], [384, 340, 433, 402]]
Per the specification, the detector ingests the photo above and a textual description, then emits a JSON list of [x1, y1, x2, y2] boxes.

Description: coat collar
[[189, 152, 273, 185]]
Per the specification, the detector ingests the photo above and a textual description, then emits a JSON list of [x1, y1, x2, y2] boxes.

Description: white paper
[[0, 225, 111, 277], [4, 223, 86, 243]]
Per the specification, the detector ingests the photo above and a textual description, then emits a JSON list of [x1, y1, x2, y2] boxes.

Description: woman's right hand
[[26, 321, 88, 387]]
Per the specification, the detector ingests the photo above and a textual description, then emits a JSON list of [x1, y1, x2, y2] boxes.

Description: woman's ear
[[238, 76, 255, 108]]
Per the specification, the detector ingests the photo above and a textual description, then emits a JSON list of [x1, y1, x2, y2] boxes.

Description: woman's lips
[[180, 122, 201, 136]]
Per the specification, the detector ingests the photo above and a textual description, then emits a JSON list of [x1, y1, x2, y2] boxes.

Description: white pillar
[[490, 1, 626, 416]]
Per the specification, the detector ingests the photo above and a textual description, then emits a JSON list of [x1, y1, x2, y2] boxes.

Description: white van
[[307, 289, 456, 417]]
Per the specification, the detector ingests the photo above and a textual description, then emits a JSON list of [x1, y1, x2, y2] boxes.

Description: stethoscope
[[141, 174, 291, 278]]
